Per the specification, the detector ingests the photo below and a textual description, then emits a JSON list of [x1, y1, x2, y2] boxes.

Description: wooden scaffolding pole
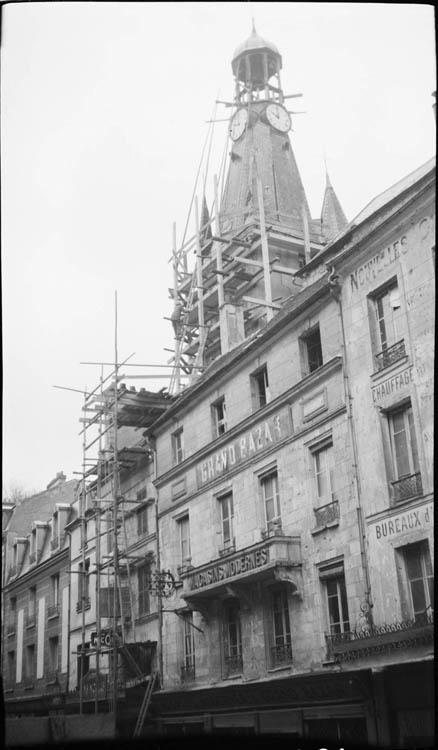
[[256, 177, 274, 322], [213, 174, 225, 309]]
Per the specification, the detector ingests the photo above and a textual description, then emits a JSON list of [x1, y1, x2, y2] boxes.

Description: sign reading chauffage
[[196, 406, 291, 487]]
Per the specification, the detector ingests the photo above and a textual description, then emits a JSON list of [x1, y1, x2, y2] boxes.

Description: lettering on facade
[[189, 547, 269, 590], [197, 409, 289, 487], [374, 503, 432, 540], [350, 234, 409, 292], [372, 366, 413, 403]]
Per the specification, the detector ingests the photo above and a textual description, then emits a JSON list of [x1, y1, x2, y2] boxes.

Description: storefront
[[152, 669, 376, 743]]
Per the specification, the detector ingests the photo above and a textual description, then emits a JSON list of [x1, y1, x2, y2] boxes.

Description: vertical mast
[[112, 291, 119, 727]]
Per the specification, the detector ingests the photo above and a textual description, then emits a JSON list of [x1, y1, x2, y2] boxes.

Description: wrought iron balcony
[[375, 339, 406, 371], [76, 597, 91, 613], [26, 614, 36, 628], [314, 498, 340, 529], [180, 664, 196, 683], [271, 643, 293, 667], [7, 620, 16, 635], [224, 653, 243, 677], [23, 676, 35, 689], [48, 604, 60, 618], [4, 679, 15, 692], [325, 610, 434, 662], [261, 519, 283, 539], [219, 540, 236, 557], [391, 472, 423, 503]]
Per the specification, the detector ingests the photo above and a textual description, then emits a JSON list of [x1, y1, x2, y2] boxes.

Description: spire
[[200, 195, 213, 246], [321, 171, 348, 241]]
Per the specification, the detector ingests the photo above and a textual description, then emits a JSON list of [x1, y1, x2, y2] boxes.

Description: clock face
[[266, 103, 291, 133], [229, 108, 248, 141]]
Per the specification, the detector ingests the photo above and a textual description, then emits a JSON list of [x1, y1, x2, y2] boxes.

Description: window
[[312, 441, 335, 503], [28, 586, 36, 626], [403, 542, 433, 620], [212, 397, 227, 437], [178, 516, 191, 565], [181, 612, 195, 682], [388, 403, 422, 502], [137, 564, 150, 616], [172, 428, 184, 464], [302, 326, 323, 374], [271, 588, 292, 667], [373, 282, 405, 369], [261, 470, 281, 532], [219, 493, 234, 551], [77, 559, 90, 611], [7, 651, 15, 684], [223, 602, 242, 676], [25, 644, 35, 682], [251, 365, 270, 409], [320, 566, 350, 635], [137, 504, 150, 536], [49, 573, 60, 617], [48, 636, 59, 673], [8, 597, 17, 634], [136, 487, 147, 503]]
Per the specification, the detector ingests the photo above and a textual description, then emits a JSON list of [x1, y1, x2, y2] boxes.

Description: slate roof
[[7, 479, 77, 537], [321, 173, 348, 241]]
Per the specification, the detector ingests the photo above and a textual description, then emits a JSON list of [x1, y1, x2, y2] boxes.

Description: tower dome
[[232, 22, 282, 89]]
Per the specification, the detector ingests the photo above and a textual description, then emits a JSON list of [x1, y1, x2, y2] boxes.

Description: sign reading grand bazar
[[196, 407, 291, 487]]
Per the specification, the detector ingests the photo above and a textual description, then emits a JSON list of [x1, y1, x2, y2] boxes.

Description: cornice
[[4, 547, 69, 592]]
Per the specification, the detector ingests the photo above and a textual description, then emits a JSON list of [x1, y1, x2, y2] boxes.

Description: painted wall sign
[[374, 503, 432, 540], [350, 234, 408, 292], [188, 547, 269, 591], [350, 215, 435, 294], [372, 365, 413, 403], [196, 407, 291, 487]]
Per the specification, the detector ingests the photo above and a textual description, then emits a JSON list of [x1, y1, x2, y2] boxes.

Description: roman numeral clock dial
[[229, 108, 248, 141], [265, 103, 291, 133]]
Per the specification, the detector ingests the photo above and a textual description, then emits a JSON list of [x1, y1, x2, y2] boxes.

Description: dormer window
[[30, 529, 37, 564]]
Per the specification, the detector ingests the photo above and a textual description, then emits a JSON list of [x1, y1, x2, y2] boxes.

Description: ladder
[[133, 671, 158, 738]]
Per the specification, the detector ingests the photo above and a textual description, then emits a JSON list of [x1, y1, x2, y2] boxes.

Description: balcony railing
[[26, 614, 36, 628], [391, 472, 423, 503], [271, 643, 293, 668], [48, 604, 60, 618], [261, 519, 283, 539], [4, 679, 15, 692], [325, 610, 434, 662], [23, 676, 35, 689], [7, 620, 16, 635], [314, 498, 340, 528], [76, 597, 91, 613], [375, 339, 406, 371], [181, 664, 195, 683], [219, 540, 236, 557], [224, 653, 243, 677], [8, 566, 17, 580]]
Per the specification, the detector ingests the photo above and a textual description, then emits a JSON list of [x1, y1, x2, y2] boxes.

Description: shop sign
[[91, 629, 114, 647], [188, 546, 269, 591], [196, 407, 291, 487], [374, 503, 432, 540], [372, 365, 413, 403]]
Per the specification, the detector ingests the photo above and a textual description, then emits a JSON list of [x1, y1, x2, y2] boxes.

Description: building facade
[[146, 26, 435, 747], [2, 474, 77, 717]]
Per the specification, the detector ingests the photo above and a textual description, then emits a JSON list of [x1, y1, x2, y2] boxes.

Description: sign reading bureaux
[[188, 546, 269, 591], [197, 407, 291, 487]]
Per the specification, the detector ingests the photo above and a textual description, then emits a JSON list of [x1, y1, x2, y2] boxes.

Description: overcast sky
[[2, 2, 435, 495]]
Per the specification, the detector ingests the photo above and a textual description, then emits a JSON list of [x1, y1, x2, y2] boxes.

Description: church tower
[[169, 25, 346, 391]]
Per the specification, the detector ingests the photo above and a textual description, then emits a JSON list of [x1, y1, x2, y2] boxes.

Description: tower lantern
[[231, 22, 283, 103]]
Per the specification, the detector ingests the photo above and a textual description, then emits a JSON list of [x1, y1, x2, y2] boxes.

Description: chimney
[[46, 471, 67, 490]]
